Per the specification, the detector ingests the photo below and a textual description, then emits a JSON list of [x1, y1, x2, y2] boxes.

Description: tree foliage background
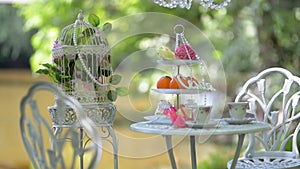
[[3, 0, 299, 98], [0, 4, 35, 68]]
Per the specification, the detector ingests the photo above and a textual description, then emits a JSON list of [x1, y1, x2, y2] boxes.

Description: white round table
[[130, 119, 271, 169]]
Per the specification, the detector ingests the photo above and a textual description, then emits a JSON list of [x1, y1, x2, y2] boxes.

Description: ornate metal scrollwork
[[49, 103, 116, 127]]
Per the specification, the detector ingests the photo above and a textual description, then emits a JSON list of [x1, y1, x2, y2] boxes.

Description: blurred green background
[[0, 0, 300, 168]]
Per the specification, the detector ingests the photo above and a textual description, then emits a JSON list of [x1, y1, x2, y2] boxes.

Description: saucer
[[223, 118, 255, 125], [186, 120, 219, 128]]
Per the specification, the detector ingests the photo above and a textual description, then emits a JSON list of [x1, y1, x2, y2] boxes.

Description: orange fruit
[[169, 77, 180, 89], [157, 76, 172, 88]]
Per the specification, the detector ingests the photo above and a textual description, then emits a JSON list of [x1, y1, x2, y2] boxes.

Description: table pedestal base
[[230, 134, 245, 169], [190, 136, 197, 169], [165, 135, 177, 169]]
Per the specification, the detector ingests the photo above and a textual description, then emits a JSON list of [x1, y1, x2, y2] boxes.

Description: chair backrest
[[20, 81, 102, 169], [235, 67, 300, 158]]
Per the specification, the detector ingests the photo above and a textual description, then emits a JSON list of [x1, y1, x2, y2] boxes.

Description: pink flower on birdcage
[[56, 55, 63, 60], [59, 66, 65, 73], [175, 44, 197, 60], [76, 71, 81, 76], [96, 54, 101, 61], [83, 82, 93, 91], [53, 40, 61, 49], [52, 55, 63, 64], [98, 76, 102, 83]]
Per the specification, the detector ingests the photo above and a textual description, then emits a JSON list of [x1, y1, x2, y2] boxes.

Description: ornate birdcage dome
[[52, 11, 112, 105]]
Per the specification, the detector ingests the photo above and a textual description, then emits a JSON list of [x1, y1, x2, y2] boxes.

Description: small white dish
[[223, 118, 256, 125]]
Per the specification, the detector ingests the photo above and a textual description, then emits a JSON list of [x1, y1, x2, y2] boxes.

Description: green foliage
[[88, 13, 100, 27], [109, 74, 122, 85], [108, 74, 129, 101], [36, 59, 74, 91], [198, 149, 234, 169], [0, 4, 34, 66], [116, 87, 129, 96], [284, 124, 300, 152], [17, 0, 300, 74], [16, 0, 300, 107], [15, 0, 87, 71], [88, 13, 112, 37], [107, 90, 117, 101]]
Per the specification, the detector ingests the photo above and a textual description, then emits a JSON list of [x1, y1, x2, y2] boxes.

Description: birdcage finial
[[77, 10, 84, 21]]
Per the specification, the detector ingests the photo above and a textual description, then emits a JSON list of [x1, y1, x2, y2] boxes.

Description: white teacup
[[193, 105, 212, 124], [154, 100, 170, 116], [228, 102, 248, 120]]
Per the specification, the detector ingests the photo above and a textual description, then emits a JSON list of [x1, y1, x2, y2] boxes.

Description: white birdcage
[[48, 11, 118, 128], [51, 11, 112, 105], [47, 13, 118, 166]]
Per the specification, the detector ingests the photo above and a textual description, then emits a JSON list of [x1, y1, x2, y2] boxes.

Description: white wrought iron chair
[[20, 81, 102, 169], [227, 67, 300, 169]]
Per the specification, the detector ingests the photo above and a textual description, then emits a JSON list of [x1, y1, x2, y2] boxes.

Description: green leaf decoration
[[53, 58, 60, 65], [41, 63, 53, 69], [103, 22, 112, 35], [107, 90, 117, 101], [109, 74, 122, 85], [116, 87, 129, 96], [36, 69, 49, 75], [49, 73, 58, 83], [50, 64, 60, 72], [55, 71, 62, 83], [88, 14, 100, 27]]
